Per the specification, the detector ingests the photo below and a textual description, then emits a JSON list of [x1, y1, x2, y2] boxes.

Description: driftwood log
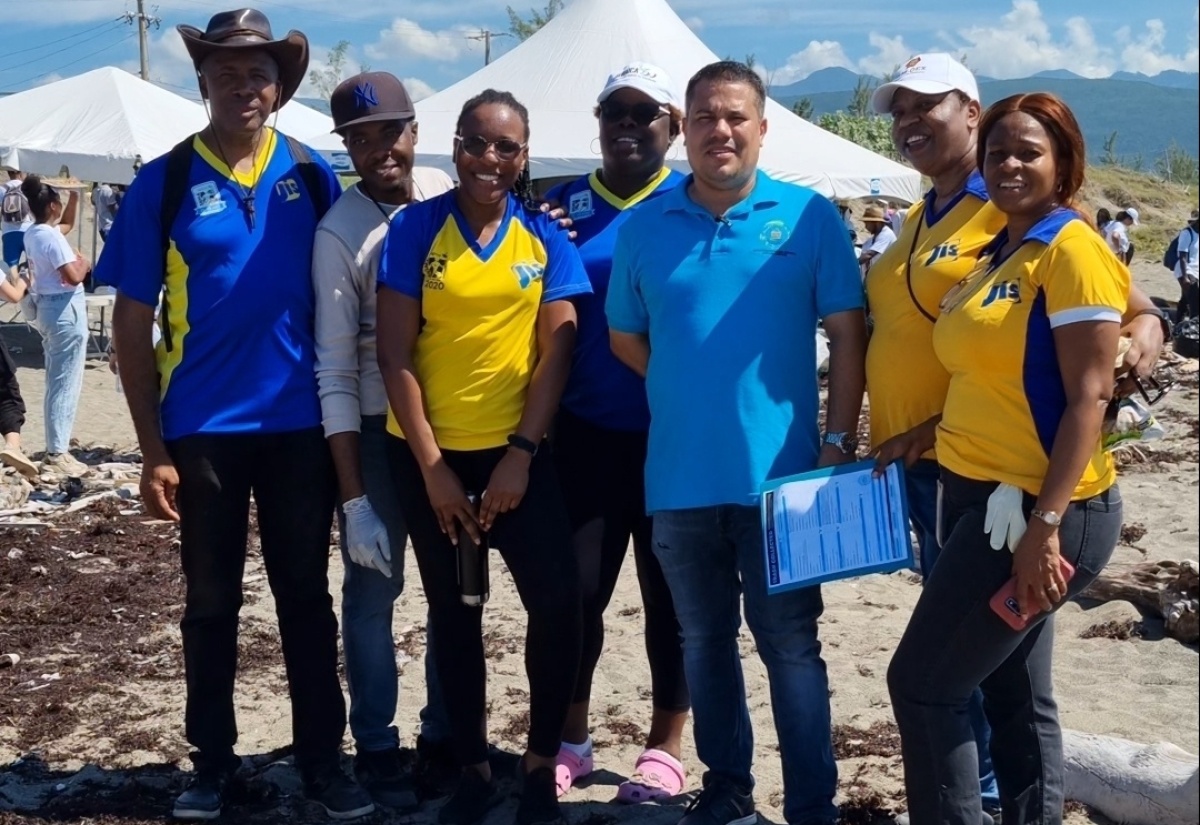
[[1065, 730, 1199, 825], [1078, 559, 1198, 643]]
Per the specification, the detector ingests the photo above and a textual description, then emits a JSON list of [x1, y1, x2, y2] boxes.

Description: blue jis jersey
[[94, 129, 341, 440], [546, 168, 684, 432]]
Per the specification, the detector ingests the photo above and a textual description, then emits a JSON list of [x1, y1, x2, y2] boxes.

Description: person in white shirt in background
[[311, 71, 455, 811], [17, 175, 90, 478], [2, 168, 34, 271], [1103, 207, 1138, 265], [858, 204, 897, 276], [1174, 208, 1199, 324], [91, 182, 119, 241]]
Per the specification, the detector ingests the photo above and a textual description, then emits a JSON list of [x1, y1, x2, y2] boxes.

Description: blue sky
[[2, 0, 1197, 99]]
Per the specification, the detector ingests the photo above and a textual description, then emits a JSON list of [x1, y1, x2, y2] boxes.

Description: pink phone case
[[990, 557, 1077, 630]]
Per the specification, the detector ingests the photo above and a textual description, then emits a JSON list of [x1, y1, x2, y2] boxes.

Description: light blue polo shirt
[[606, 171, 863, 512]]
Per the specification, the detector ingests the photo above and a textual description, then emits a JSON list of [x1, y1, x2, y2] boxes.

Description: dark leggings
[[553, 408, 690, 713], [388, 437, 582, 766], [0, 338, 25, 436]]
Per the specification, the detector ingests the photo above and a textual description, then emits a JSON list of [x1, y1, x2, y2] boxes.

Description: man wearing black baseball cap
[[97, 8, 373, 821], [312, 71, 454, 809]]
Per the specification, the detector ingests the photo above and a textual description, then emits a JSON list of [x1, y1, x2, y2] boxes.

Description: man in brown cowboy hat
[[96, 8, 372, 821], [857, 203, 897, 275]]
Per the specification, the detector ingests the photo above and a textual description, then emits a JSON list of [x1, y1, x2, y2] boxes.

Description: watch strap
[[506, 434, 538, 456]]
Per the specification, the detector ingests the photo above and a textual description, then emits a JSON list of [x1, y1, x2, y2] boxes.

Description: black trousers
[[388, 436, 582, 766], [0, 339, 25, 436], [168, 427, 345, 777], [553, 408, 689, 713]]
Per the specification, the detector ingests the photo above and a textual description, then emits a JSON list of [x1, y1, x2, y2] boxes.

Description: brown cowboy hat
[[862, 205, 887, 223], [177, 8, 308, 107]]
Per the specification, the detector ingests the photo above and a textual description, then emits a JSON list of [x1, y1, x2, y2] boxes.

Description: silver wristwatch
[[822, 431, 859, 456], [1030, 508, 1062, 527]]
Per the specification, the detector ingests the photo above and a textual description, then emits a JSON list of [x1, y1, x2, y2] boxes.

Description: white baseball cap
[[871, 52, 980, 115], [1125, 207, 1140, 226], [598, 62, 680, 108]]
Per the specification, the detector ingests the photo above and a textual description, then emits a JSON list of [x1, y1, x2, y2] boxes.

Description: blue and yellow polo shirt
[[94, 128, 341, 440], [377, 191, 591, 451], [933, 209, 1129, 499], [545, 167, 684, 432], [865, 171, 1006, 455]]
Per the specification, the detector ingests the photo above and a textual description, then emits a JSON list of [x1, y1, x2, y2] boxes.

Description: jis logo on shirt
[[191, 182, 227, 216], [759, 219, 791, 250], [568, 190, 594, 220], [925, 240, 961, 266], [512, 261, 545, 289], [422, 253, 447, 290], [981, 280, 1021, 308], [275, 178, 301, 202]]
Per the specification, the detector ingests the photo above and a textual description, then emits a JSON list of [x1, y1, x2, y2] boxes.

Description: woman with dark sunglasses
[[376, 89, 590, 825], [541, 63, 690, 803]]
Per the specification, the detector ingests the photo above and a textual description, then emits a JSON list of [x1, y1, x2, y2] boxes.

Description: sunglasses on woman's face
[[455, 134, 526, 161], [599, 100, 668, 126]]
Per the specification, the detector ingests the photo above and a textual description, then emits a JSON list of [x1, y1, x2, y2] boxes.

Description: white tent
[[0, 67, 334, 185], [0, 67, 208, 185], [307, 0, 920, 202]]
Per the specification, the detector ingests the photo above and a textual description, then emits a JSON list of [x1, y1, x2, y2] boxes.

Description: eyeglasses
[[599, 100, 668, 126], [455, 134, 526, 161], [1130, 373, 1175, 407]]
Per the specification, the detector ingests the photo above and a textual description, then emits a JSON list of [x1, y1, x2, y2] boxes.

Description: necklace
[[362, 180, 412, 224], [209, 126, 264, 230]]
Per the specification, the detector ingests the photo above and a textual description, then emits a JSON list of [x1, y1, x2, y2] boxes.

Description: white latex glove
[[342, 495, 392, 577], [984, 483, 1027, 553]]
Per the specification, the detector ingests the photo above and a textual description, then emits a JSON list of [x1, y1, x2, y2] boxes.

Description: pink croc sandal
[[616, 748, 686, 803], [554, 746, 594, 797]]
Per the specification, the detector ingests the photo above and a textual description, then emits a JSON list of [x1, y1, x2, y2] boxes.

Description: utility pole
[[122, 0, 161, 80], [466, 29, 510, 66]]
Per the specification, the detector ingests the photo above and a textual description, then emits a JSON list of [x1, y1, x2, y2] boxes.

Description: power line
[[466, 29, 510, 66], [0, 21, 124, 72], [0, 32, 138, 92]]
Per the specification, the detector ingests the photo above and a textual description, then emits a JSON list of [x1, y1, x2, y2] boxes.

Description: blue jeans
[[339, 416, 449, 752], [889, 471, 1122, 825], [906, 461, 999, 808], [653, 505, 837, 824], [32, 289, 87, 454]]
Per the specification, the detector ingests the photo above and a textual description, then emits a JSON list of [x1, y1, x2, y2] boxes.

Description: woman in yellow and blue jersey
[[887, 93, 1128, 825], [541, 64, 690, 802], [376, 90, 590, 825]]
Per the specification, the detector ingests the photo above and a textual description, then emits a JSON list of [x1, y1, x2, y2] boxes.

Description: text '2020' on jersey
[[94, 129, 342, 441], [546, 167, 684, 433], [377, 191, 590, 451], [933, 210, 1129, 500], [865, 171, 1006, 454]]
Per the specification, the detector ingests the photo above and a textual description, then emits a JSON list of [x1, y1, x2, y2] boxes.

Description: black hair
[[1096, 207, 1112, 226], [1115, 210, 1130, 222], [456, 89, 535, 207], [20, 174, 61, 224], [685, 60, 766, 116]]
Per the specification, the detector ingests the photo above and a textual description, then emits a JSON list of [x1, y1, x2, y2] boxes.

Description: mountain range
[[771, 68, 1199, 162]]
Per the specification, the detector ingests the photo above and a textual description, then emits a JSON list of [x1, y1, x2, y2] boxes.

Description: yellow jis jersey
[[377, 192, 590, 450], [865, 172, 1006, 455], [933, 210, 1129, 500]]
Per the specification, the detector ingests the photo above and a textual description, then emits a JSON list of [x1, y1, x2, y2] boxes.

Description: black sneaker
[[679, 775, 757, 825], [173, 772, 229, 820], [515, 766, 563, 825], [416, 734, 459, 799], [438, 769, 502, 825], [304, 767, 376, 820], [354, 748, 418, 811]]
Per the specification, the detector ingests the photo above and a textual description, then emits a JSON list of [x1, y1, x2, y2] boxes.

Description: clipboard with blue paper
[[760, 459, 914, 595]]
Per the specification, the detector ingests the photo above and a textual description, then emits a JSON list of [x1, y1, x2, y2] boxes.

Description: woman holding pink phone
[[885, 93, 1128, 825]]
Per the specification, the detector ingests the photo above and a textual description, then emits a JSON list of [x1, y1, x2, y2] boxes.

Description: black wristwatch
[[822, 431, 859, 456], [506, 434, 539, 457]]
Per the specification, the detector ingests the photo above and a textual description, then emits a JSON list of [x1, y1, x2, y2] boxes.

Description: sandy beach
[[0, 258, 1196, 824]]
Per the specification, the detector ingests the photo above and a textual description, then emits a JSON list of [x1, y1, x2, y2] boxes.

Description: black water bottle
[[457, 493, 489, 606]]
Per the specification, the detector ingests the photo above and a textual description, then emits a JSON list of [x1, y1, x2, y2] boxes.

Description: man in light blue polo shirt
[[607, 61, 867, 825]]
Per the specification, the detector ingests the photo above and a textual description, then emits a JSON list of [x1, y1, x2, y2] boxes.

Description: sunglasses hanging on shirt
[[598, 100, 669, 127]]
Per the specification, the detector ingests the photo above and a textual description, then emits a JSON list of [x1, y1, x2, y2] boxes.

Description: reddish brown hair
[[977, 92, 1088, 214]]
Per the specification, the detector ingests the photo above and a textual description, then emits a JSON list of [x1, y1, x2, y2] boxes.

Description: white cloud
[[1119, 15, 1200, 75], [947, 0, 1113, 78], [857, 33, 914, 78], [685, 16, 706, 33], [403, 77, 437, 101], [366, 18, 478, 63], [769, 40, 853, 85]]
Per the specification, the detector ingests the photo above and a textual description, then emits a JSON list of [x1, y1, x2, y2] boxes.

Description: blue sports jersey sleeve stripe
[[1022, 289, 1067, 458]]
